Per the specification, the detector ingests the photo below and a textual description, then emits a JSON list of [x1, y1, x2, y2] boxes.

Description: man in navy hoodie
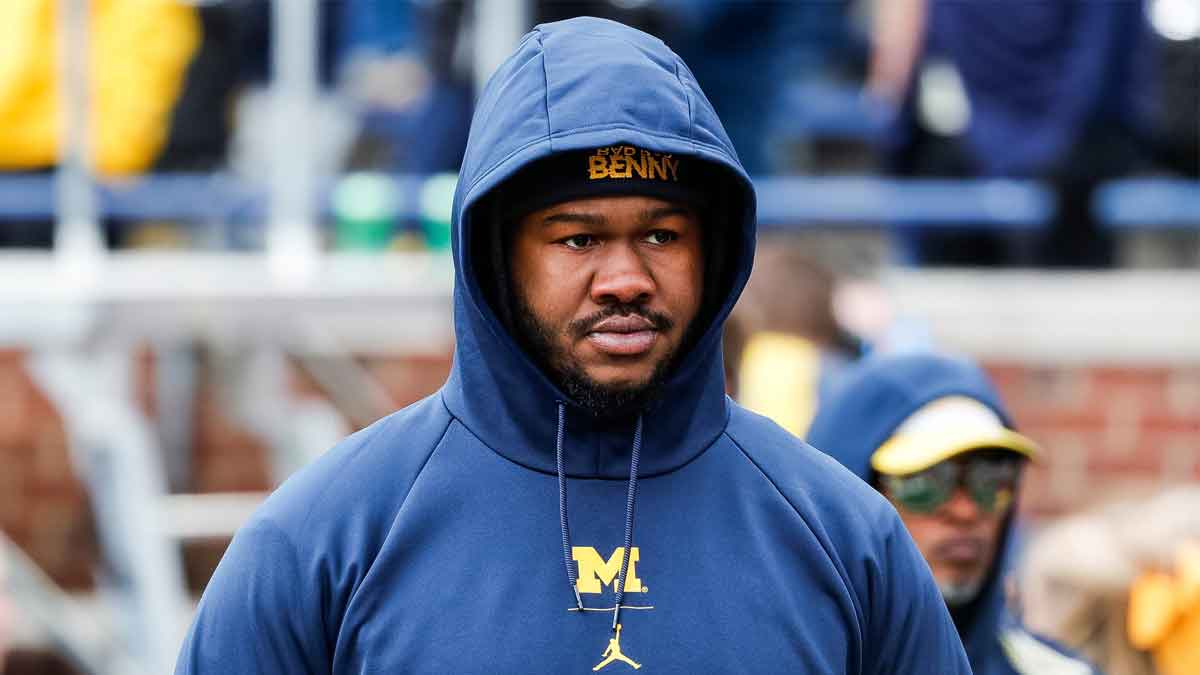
[[176, 18, 969, 673], [807, 352, 1099, 675]]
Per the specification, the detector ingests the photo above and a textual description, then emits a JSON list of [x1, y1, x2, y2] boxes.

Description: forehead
[[518, 195, 699, 230]]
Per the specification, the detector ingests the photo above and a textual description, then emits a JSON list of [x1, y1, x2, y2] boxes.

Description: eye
[[561, 234, 596, 250], [644, 230, 678, 245]]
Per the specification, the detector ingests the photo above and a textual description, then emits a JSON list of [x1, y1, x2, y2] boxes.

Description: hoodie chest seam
[[320, 408, 454, 655], [673, 58, 695, 150], [341, 412, 452, 570], [536, 30, 553, 150], [722, 429, 866, 644], [292, 409, 449, 535]]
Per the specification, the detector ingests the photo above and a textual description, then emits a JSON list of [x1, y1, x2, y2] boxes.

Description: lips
[[586, 315, 659, 356], [934, 538, 986, 564]]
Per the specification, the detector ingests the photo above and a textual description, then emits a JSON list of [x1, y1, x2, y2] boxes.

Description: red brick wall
[[0, 350, 453, 595], [0, 352, 95, 590], [986, 363, 1200, 519]]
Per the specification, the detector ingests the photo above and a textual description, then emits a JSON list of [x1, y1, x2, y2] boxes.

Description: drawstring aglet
[[574, 587, 584, 611], [611, 605, 621, 631]]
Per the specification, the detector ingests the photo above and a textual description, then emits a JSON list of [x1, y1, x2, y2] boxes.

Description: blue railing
[[0, 173, 1196, 231], [1094, 179, 1200, 229], [754, 177, 1053, 229]]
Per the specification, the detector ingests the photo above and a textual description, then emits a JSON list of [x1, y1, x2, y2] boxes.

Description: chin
[[583, 364, 657, 388], [937, 576, 987, 608], [555, 347, 676, 415]]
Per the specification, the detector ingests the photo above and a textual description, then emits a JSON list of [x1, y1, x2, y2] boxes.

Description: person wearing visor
[[808, 352, 1098, 675]]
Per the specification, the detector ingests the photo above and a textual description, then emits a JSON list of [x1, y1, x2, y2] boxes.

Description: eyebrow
[[640, 205, 693, 223], [541, 211, 606, 227], [540, 204, 693, 228]]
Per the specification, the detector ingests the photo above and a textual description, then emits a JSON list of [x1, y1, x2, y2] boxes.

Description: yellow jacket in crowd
[[0, 0, 199, 176], [1129, 542, 1200, 675]]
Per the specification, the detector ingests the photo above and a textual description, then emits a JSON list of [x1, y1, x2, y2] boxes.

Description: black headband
[[497, 145, 715, 221]]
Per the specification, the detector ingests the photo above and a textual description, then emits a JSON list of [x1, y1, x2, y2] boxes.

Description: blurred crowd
[[0, 0, 1195, 262], [0, 2, 1197, 674]]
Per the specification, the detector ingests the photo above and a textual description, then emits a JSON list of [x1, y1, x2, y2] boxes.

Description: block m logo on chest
[[572, 547, 644, 594]]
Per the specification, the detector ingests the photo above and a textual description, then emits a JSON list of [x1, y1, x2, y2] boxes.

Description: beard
[[511, 292, 681, 418], [938, 577, 986, 609]]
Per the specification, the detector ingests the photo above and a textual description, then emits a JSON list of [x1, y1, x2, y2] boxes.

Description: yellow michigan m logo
[[572, 547, 643, 594]]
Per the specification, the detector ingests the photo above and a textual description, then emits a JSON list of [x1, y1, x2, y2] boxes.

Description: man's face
[[510, 195, 703, 413], [885, 459, 1011, 607]]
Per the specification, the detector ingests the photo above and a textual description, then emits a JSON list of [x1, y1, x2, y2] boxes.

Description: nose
[[590, 242, 655, 305], [941, 488, 983, 524]]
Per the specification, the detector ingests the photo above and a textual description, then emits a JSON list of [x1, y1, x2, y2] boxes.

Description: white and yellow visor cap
[[871, 396, 1039, 477]]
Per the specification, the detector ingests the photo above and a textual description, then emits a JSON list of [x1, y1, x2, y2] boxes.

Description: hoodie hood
[[806, 352, 1017, 482], [442, 17, 756, 480], [805, 352, 1024, 670]]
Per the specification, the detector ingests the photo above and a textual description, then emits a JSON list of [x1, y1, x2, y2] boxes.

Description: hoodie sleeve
[[175, 519, 331, 674], [867, 512, 972, 675]]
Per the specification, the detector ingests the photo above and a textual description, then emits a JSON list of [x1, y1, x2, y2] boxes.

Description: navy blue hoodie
[[807, 353, 1099, 675], [177, 18, 969, 674]]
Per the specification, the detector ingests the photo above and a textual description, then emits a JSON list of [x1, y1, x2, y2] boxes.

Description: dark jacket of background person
[[337, 0, 471, 174], [176, 18, 969, 673], [882, 0, 1154, 267], [807, 353, 1099, 675], [927, 1, 1151, 178], [154, 1, 250, 172]]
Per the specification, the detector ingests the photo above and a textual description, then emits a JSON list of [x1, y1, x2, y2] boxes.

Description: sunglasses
[[881, 453, 1022, 515]]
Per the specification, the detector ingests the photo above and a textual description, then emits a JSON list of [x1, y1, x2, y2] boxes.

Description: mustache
[[567, 304, 674, 339], [931, 537, 987, 560]]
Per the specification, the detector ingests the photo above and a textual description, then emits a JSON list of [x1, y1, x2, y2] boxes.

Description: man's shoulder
[[724, 402, 895, 533], [177, 394, 456, 668], [249, 392, 454, 546]]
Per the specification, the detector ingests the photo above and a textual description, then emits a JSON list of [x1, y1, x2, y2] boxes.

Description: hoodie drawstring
[[555, 401, 644, 633], [556, 402, 584, 610], [612, 415, 642, 630]]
